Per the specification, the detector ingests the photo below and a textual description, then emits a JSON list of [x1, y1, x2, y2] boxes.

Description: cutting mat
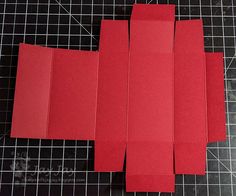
[[0, 0, 235, 195]]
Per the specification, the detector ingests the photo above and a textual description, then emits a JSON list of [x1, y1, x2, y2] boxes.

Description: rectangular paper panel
[[95, 20, 129, 171], [48, 48, 98, 140], [174, 20, 208, 174], [126, 4, 175, 192], [11, 43, 53, 139], [206, 52, 226, 142]]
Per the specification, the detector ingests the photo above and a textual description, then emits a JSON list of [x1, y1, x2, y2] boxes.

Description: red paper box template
[[10, 4, 226, 193]]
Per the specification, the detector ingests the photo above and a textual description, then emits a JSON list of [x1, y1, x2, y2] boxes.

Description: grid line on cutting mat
[[0, 0, 235, 195]]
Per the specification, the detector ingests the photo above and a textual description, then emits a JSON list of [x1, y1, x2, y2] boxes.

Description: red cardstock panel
[[126, 4, 175, 192], [206, 52, 226, 143], [11, 43, 53, 139], [48, 48, 98, 140], [11, 43, 99, 140], [95, 20, 129, 171], [131, 3, 175, 21], [174, 20, 208, 175], [130, 4, 175, 53]]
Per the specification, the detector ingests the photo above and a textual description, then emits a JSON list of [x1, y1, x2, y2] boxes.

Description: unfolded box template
[[10, 4, 226, 193]]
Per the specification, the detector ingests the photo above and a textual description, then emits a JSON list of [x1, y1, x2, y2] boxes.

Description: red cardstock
[[10, 4, 227, 193], [48, 48, 98, 140], [174, 20, 208, 175], [11, 43, 52, 139], [11, 43, 98, 140], [126, 4, 175, 192], [95, 20, 129, 172], [206, 52, 226, 142]]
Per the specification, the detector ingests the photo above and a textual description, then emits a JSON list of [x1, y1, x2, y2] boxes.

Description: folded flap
[[131, 4, 175, 21], [206, 52, 226, 143], [174, 142, 206, 174], [126, 174, 175, 192], [11, 43, 53, 138]]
